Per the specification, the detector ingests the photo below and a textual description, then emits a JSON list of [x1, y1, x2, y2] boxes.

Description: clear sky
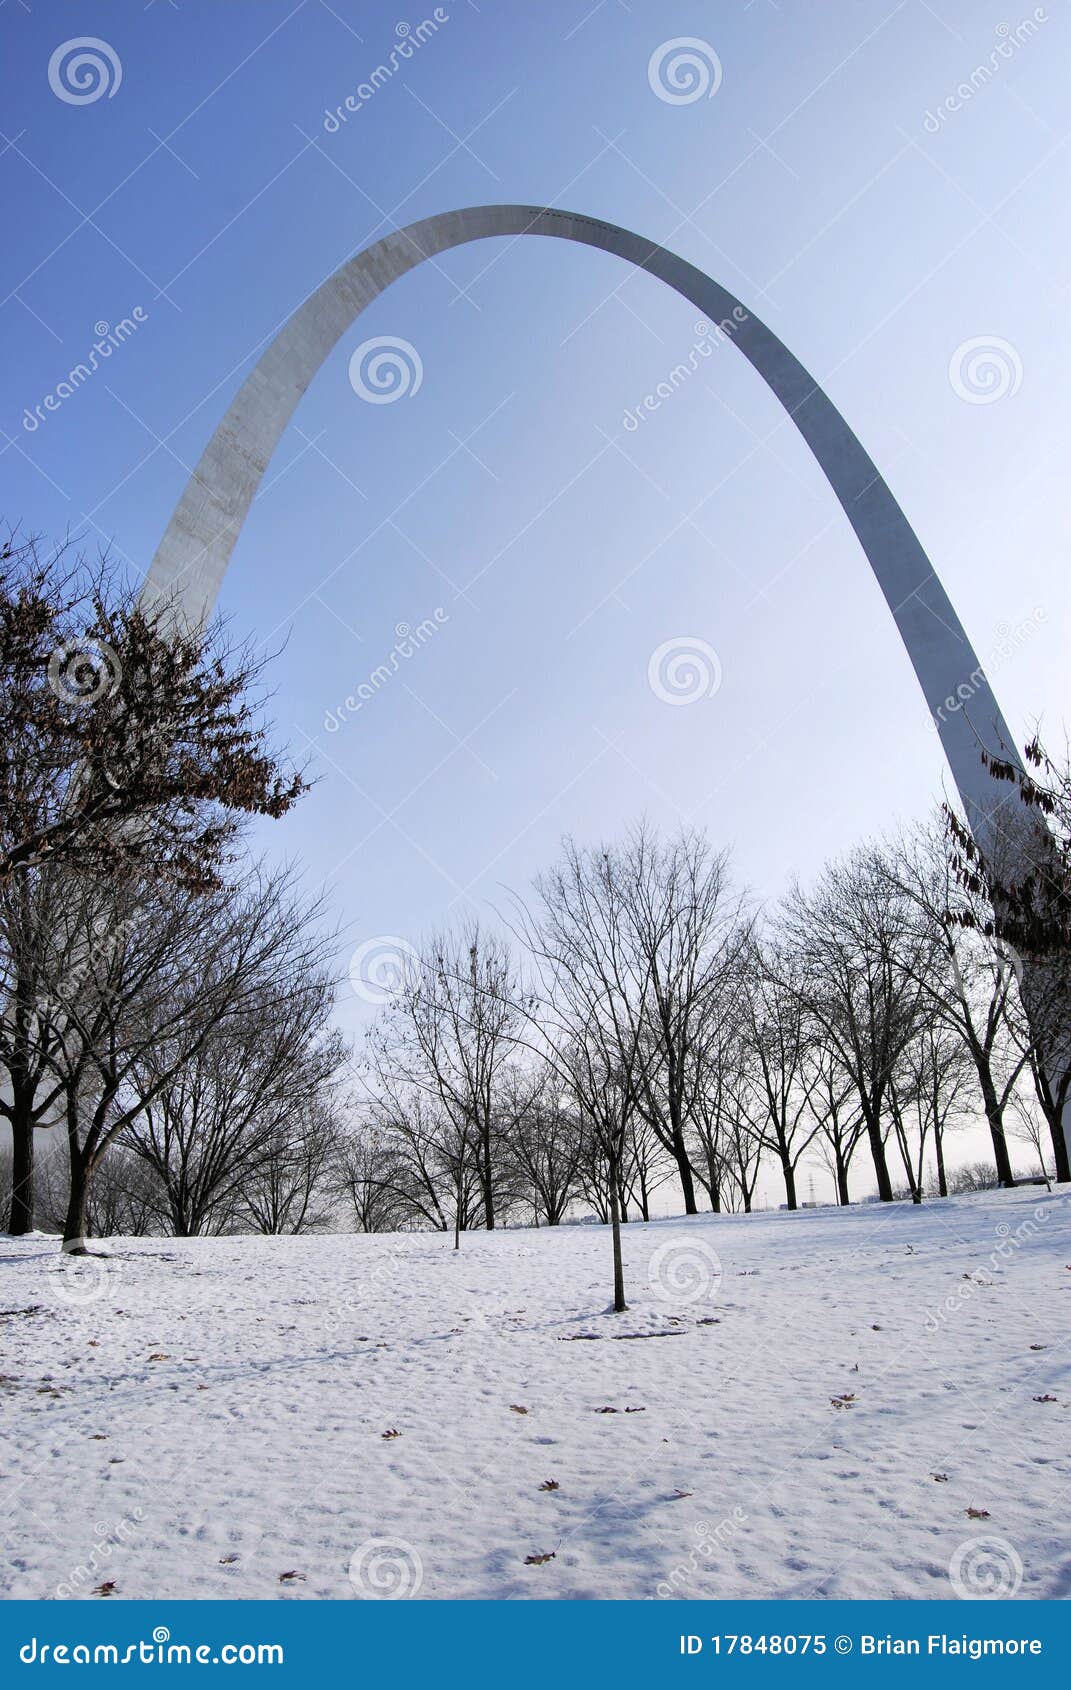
[[3, 0, 1069, 1184]]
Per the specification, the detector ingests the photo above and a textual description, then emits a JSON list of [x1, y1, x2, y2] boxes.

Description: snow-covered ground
[[1, 1188, 1068, 1602]]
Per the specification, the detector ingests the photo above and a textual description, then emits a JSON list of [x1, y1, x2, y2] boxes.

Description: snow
[[1, 1188, 1067, 1601]]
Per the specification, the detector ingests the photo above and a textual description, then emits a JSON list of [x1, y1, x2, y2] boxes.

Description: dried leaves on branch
[[0, 534, 307, 890], [945, 735, 1071, 958]]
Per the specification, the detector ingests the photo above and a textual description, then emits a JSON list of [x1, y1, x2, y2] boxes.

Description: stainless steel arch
[[142, 203, 1023, 848]]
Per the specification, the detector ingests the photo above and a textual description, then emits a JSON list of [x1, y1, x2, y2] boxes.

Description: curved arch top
[[141, 203, 1022, 848]]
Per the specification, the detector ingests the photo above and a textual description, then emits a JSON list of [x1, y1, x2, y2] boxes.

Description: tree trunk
[[781, 1157, 797, 1210], [978, 1072, 1015, 1186], [481, 1124, 494, 1230], [934, 1127, 948, 1198], [1048, 1108, 1071, 1184], [608, 1155, 627, 1312], [7, 1115, 35, 1235], [63, 1154, 90, 1253], [865, 1110, 893, 1201], [672, 1131, 698, 1215], [835, 1155, 850, 1207]]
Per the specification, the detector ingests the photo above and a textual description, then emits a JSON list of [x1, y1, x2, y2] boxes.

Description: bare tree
[[236, 1098, 341, 1235], [505, 1065, 585, 1226], [369, 924, 526, 1234], [121, 885, 341, 1237], [617, 828, 749, 1214], [891, 824, 1027, 1187], [40, 865, 336, 1250], [887, 1020, 973, 1202], [516, 836, 668, 1311], [736, 945, 824, 1210], [781, 848, 939, 1202]]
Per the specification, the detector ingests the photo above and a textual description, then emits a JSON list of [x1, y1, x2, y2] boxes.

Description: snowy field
[[1, 1188, 1068, 1603]]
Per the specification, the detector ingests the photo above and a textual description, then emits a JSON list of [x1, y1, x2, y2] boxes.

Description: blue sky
[[2, 0, 1069, 1076]]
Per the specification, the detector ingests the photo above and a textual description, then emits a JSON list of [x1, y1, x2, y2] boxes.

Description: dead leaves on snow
[[524, 1552, 555, 1566], [830, 1393, 856, 1409]]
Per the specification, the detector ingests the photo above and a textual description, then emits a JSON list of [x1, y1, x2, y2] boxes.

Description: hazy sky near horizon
[[3, 0, 1070, 1196]]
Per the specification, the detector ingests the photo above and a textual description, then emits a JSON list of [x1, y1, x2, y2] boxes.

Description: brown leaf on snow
[[932, 1473, 949, 1483], [965, 1507, 990, 1519], [670, 1489, 693, 1500], [524, 1552, 555, 1565], [93, 1582, 116, 1597], [278, 1571, 306, 1582], [220, 1554, 240, 1565], [509, 1404, 529, 1415], [381, 1427, 401, 1439], [830, 1394, 856, 1409], [147, 1353, 170, 1362], [538, 1480, 560, 1492], [594, 1406, 619, 1414], [1032, 1394, 1058, 1404], [1029, 1344, 1046, 1351]]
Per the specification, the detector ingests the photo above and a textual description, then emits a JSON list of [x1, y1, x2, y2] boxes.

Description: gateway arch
[[142, 203, 1024, 850]]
